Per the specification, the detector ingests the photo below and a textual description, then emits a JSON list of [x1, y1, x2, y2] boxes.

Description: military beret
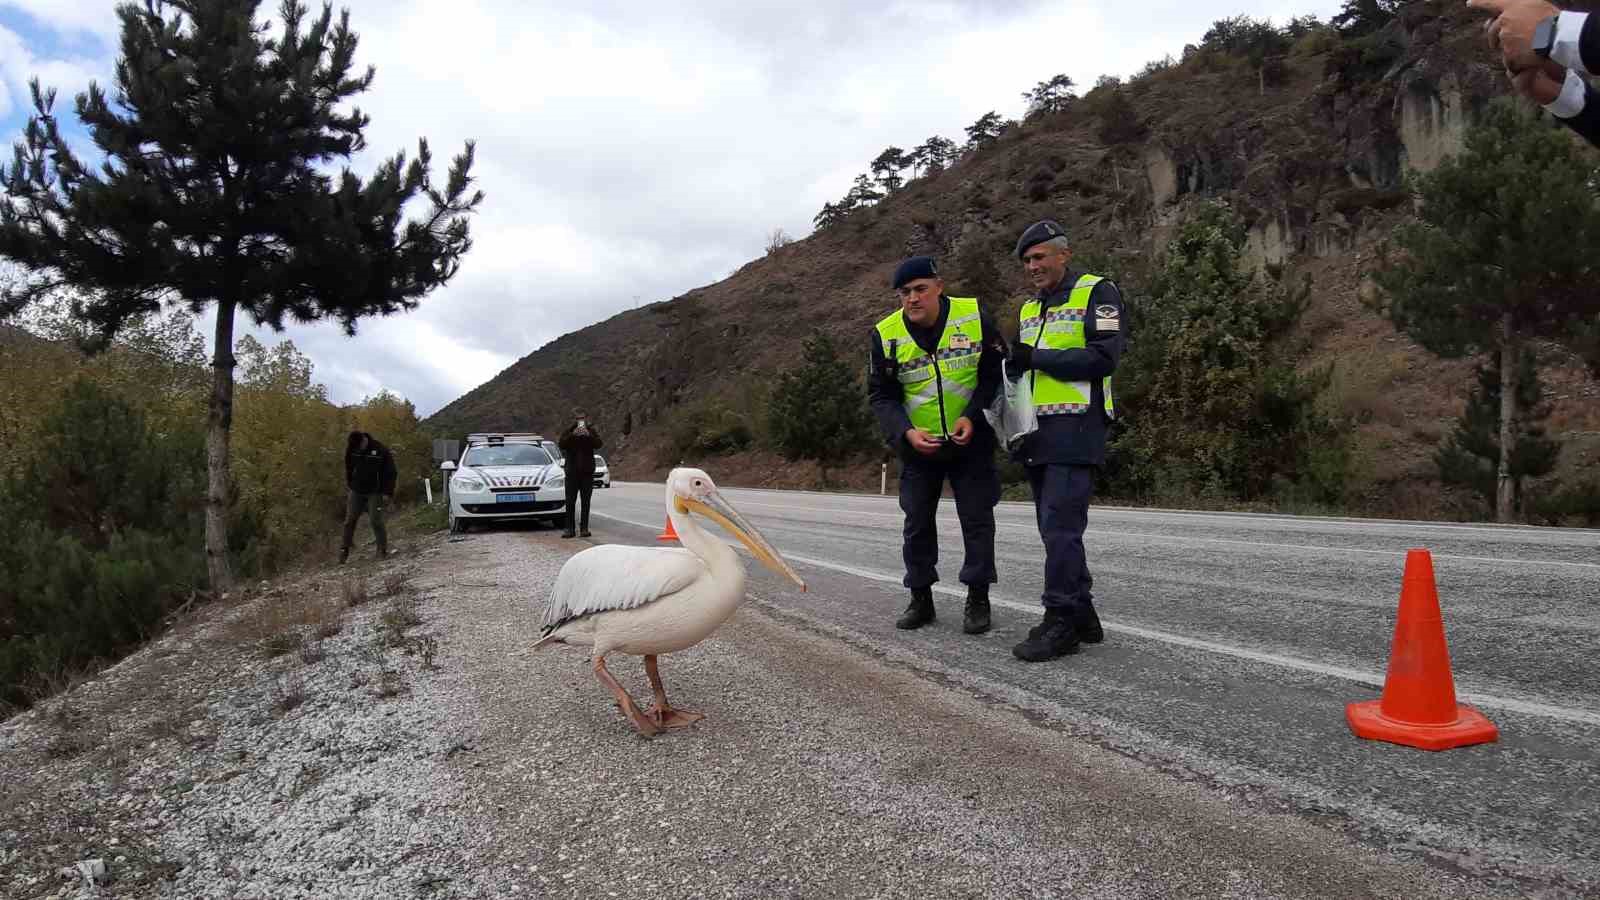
[[892, 256, 940, 290], [1015, 220, 1068, 259]]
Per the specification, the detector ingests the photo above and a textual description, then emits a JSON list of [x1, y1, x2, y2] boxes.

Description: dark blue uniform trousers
[[1026, 463, 1096, 613], [898, 449, 999, 589]]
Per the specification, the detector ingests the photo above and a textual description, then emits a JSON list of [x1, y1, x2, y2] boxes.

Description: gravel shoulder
[[1, 525, 1533, 899]]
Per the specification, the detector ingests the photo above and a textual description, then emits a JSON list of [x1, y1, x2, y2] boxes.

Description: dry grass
[[381, 570, 412, 598], [373, 668, 407, 700], [341, 577, 370, 608], [377, 594, 424, 650], [225, 591, 347, 660], [298, 638, 328, 666], [412, 634, 440, 671], [42, 697, 100, 759], [272, 671, 307, 716]]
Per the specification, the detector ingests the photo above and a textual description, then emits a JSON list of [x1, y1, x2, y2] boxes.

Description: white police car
[[445, 433, 567, 533], [593, 454, 611, 489]]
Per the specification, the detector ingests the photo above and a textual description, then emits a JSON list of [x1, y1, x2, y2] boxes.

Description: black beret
[[1015, 220, 1068, 259], [892, 256, 939, 290]]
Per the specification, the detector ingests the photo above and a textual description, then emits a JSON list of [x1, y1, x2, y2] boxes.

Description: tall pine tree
[[1371, 100, 1600, 522], [0, 0, 483, 588], [1435, 349, 1559, 518]]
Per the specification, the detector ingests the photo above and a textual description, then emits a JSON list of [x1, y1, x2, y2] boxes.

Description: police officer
[[1005, 221, 1126, 662], [866, 256, 1005, 634]]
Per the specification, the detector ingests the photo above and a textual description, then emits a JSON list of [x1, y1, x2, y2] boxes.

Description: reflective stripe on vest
[[1020, 274, 1115, 418], [875, 298, 984, 437]]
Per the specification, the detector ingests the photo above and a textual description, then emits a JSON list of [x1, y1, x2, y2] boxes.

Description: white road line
[[695, 499, 1600, 573], [612, 481, 1600, 538], [592, 509, 1600, 728]]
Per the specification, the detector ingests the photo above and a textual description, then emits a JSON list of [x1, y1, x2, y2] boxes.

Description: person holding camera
[[1470, 0, 1600, 147], [866, 255, 1005, 635], [557, 409, 603, 538], [341, 430, 396, 563]]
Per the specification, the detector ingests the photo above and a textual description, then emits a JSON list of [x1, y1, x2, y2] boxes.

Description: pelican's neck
[[666, 489, 739, 574]]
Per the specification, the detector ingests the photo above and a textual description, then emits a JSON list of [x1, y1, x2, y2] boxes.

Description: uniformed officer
[[866, 256, 1005, 634], [1004, 221, 1126, 662]]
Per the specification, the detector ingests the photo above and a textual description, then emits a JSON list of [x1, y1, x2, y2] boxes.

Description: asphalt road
[[583, 481, 1600, 896]]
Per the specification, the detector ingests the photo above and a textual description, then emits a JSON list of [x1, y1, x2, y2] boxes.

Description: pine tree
[[0, 1, 483, 588], [845, 174, 883, 208], [1371, 100, 1600, 522], [871, 147, 907, 194], [1022, 74, 1077, 118], [767, 331, 873, 484], [1109, 202, 1341, 501], [963, 112, 1006, 150], [1435, 350, 1559, 517]]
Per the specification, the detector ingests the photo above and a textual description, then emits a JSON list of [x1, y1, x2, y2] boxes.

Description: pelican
[[533, 468, 806, 736]]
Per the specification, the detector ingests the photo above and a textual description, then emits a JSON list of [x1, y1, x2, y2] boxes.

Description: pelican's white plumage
[[533, 468, 805, 736], [539, 544, 706, 632]]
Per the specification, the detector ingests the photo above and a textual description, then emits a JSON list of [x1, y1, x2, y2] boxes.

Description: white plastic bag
[[985, 360, 1037, 451]]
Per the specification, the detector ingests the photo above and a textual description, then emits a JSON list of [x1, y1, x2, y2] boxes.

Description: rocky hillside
[[424, 2, 1600, 518]]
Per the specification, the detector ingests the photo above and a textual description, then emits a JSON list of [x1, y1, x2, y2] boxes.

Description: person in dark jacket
[[557, 409, 603, 538], [342, 431, 397, 563], [866, 256, 1006, 635], [1004, 220, 1127, 663]]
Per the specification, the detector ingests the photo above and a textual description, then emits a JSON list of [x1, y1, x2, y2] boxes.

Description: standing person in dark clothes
[[1004, 220, 1126, 663], [558, 409, 603, 538], [866, 255, 1006, 635], [342, 431, 397, 563]]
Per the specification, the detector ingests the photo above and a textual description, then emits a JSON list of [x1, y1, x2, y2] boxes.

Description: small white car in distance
[[445, 433, 567, 533], [593, 454, 611, 489]]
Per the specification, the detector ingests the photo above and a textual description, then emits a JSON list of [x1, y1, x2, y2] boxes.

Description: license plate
[[496, 493, 535, 503]]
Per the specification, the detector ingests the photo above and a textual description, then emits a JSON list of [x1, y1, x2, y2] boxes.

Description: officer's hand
[[1007, 341, 1034, 371], [905, 428, 942, 456], [1472, 0, 1560, 72], [1507, 59, 1566, 104], [949, 417, 974, 446]]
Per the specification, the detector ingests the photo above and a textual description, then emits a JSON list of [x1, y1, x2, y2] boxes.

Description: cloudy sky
[[1, 0, 1348, 416]]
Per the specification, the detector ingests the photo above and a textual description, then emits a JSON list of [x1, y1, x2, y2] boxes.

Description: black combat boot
[[1013, 608, 1080, 662], [338, 546, 350, 565], [1075, 601, 1104, 644], [896, 587, 936, 630], [962, 584, 991, 635], [1027, 602, 1105, 644]]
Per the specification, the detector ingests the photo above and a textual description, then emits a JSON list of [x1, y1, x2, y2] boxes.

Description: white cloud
[[3, 0, 1352, 415]]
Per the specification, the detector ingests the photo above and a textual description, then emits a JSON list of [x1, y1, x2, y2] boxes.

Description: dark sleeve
[[381, 447, 398, 495], [1581, 13, 1600, 76], [345, 451, 356, 491], [557, 427, 573, 453], [590, 428, 604, 450], [1555, 83, 1600, 149], [866, 332, 914, 446], [958, 305, 1004, 423], [1030, 280, 1126, 381]]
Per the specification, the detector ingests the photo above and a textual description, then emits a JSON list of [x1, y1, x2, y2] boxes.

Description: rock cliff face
[[425, 2, 1598, 514]]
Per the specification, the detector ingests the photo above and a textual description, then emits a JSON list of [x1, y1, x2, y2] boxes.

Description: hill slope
[[424, 3, 1600, 518]]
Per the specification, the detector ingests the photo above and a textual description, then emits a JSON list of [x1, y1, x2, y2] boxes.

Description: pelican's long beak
[[681, 491, 807, 592]]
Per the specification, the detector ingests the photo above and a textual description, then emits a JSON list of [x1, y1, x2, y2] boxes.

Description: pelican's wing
[[540, 544, 707, 632]]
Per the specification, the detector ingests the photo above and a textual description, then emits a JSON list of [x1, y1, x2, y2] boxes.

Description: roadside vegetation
[[0, 310, 440, 715]]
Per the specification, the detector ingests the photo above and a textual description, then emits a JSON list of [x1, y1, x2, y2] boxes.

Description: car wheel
[[449, 510, 466, 534]]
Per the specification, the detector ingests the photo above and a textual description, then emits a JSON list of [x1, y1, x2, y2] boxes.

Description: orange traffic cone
[[1346, 549, 1498, 751], [656, 515, 679, 542]]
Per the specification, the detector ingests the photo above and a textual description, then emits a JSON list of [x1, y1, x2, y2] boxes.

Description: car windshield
[[463, 444, 552, 467]]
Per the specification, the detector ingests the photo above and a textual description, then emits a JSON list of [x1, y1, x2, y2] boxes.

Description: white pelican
[[533, 468, 806, 736]]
